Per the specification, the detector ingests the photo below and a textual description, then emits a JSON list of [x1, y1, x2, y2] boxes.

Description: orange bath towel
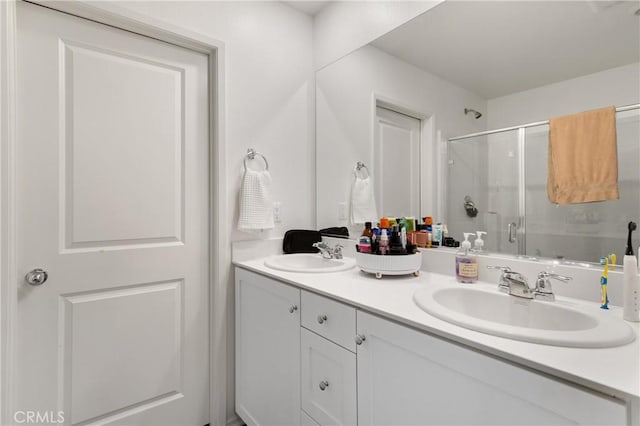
[[547, 106, 619, 204]]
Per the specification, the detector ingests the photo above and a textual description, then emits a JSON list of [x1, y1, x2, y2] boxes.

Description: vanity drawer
[[301, 290, 356, 351], [301, 328, 357, 426]]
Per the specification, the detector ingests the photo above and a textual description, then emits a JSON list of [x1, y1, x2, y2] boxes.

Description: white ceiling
[[283, 1, 330, 16], [371, 1, 640, 99]]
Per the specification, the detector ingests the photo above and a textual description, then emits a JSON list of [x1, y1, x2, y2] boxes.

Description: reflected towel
[[350, 176, 378, 224], [238, 169, 274, 232], [547, 106, 619, 204]]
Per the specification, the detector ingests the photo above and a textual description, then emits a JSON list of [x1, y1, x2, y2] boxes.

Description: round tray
[[355, 252, 422, 279]]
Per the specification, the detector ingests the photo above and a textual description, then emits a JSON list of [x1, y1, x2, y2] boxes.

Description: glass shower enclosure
[[446, 105, 640, 263]]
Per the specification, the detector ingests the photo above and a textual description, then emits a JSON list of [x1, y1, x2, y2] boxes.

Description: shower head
[[464, 108, 482, 119]]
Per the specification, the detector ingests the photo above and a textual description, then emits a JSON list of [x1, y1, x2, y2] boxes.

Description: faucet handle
[[537, 271, 572, 282], [534, 271, 572, 301]]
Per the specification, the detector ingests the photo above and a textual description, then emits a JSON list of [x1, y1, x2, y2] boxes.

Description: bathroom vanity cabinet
[[235, 267, 630, 426], [357, 311, 626, 425], [235, 268, 301, 426]]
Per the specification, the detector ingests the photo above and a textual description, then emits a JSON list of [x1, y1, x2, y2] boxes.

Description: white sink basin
[[414, 284, 635, 348], [264, 254, 356, 273]]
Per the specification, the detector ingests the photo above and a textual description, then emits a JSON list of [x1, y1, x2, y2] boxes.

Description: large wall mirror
[[316, 0, 640, 264]]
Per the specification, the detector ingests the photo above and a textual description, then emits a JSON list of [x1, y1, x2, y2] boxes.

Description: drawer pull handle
[[317, 314, 328, 324], [355, 334, 366, 345], [319, 380, 329, 391], [288, 305, 298, 313]]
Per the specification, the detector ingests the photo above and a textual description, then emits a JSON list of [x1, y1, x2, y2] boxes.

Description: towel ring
[[244, 148, 269, 171], [354, 161, 370, 178]]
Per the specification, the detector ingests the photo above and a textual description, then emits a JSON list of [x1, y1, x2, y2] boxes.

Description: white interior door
[[374, 106, 421, 217], [14, 2, 209, 424]]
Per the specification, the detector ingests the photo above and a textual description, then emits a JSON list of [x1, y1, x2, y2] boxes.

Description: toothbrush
[[623, 221, 640, 321], [625, 222, 636, 256], [600, 257, 609, 309]]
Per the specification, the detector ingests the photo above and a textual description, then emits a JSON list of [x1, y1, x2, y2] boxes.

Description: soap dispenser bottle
[[473, 231, 487, 254], [456, 233, 478, 283]]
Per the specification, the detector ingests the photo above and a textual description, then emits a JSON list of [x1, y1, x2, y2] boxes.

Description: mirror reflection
[[316, 0, 640, 264], [446, 109, 640, 262]]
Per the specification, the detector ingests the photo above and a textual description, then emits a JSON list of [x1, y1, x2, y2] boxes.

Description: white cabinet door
[[301, 329, 357, 425], [357, 311, 627, 426], [235, 269, 301, 426], [15, 2, 209, 424]]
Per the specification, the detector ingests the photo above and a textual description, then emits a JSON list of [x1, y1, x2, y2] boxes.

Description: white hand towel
[[350, 176, 378, 224], [238, 169, 274, 232]]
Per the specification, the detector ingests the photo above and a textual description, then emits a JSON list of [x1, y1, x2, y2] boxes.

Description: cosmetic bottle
[[415, 225, 428, 248], [358, 236, 371, 254], [405, 217, 416, 232], [379, 229, 389, 255], [401, 228, 407, 250], [455, 233, 477, 283], [362, 222, 373, 238], [389, 225, 404, 254], [371, 228, 380, 254], [432, 224, 443, 246]]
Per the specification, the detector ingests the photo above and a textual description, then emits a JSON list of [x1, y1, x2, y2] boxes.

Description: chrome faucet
[[487, 266, 532, 298], [312, 242, 344, 259], [487, 266, 571, 301]]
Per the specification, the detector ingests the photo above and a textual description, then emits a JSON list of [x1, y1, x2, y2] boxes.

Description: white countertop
[[234, 256, 640, 401]]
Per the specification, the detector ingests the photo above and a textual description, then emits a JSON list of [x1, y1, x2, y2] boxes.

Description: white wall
[[313, 0, 441, 70], [110, 2, 314, 423], [117, 1, 316, 242], [316, 44, 487, 233], [487, 62, 640, 129]]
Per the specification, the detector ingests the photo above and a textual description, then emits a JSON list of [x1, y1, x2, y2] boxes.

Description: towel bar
[[244, 148, 269, 171]]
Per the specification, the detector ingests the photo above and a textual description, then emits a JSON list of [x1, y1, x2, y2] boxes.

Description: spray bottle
[[455, 233, 477, 283]]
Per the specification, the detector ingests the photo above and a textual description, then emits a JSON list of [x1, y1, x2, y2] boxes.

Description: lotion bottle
[[456, 233, 477, 283]]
